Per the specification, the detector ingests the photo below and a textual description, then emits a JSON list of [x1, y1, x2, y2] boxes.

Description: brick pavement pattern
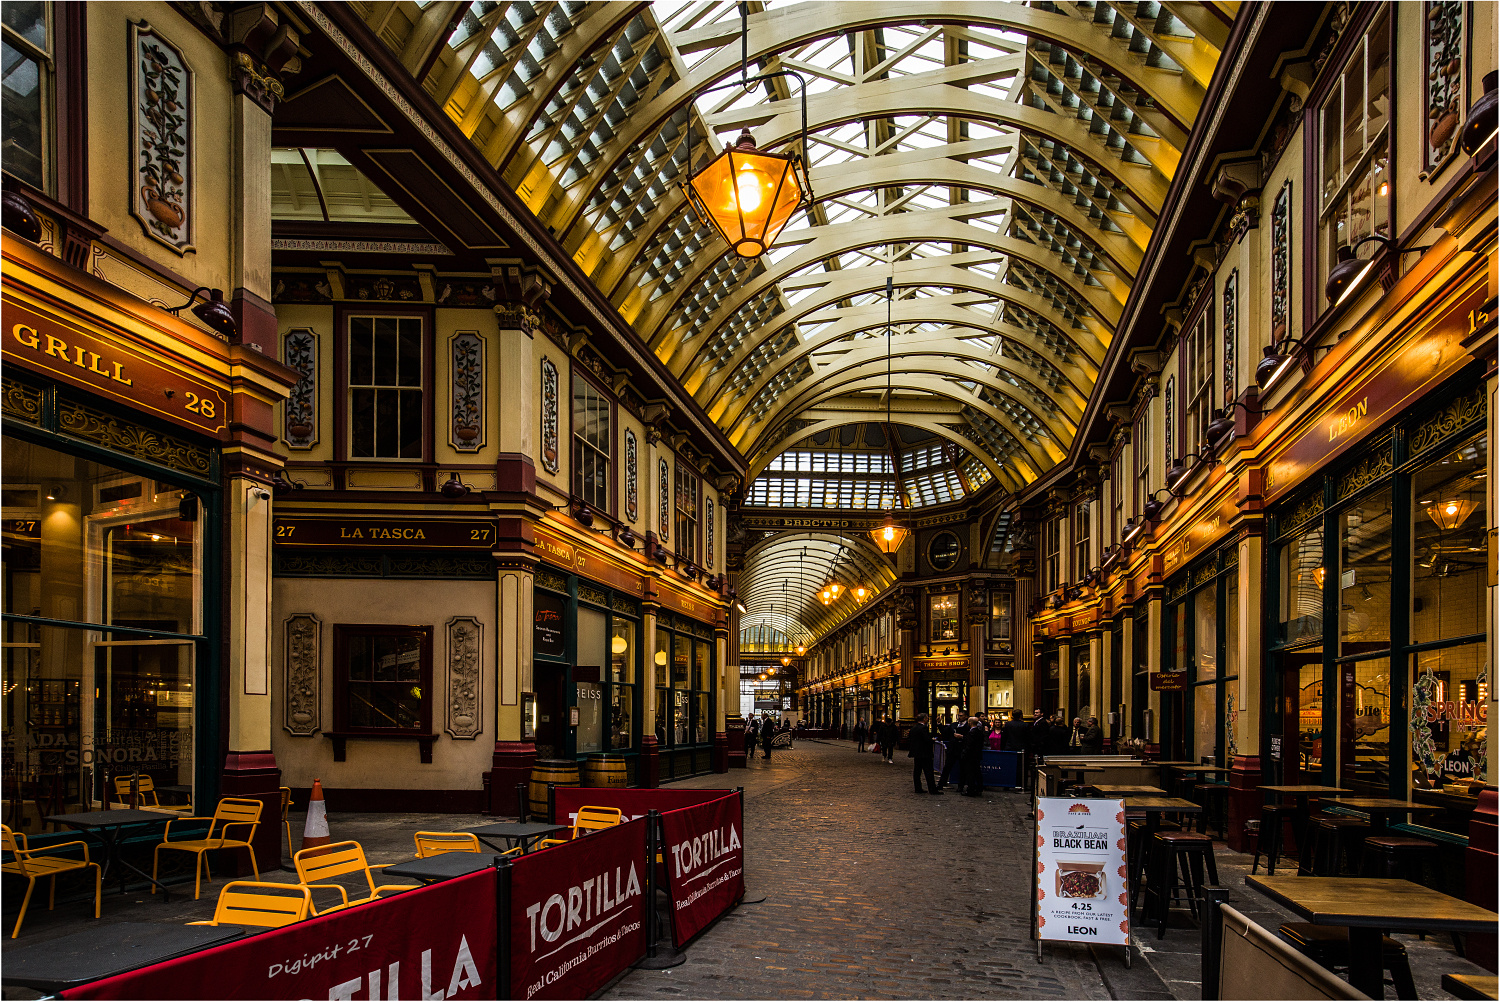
[[605, 740, 1114, 1001]]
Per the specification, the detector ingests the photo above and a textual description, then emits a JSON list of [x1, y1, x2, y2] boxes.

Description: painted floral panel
[[131, 22, 193, 253]]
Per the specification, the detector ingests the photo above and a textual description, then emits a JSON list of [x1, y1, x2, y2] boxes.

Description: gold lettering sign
[[1328, 397, 1368, 443], [272, 518, 493, 549]]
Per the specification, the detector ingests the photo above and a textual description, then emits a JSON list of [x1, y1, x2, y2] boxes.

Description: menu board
[[1033, 797, 1129, 947], [534, 590, 566, 660]]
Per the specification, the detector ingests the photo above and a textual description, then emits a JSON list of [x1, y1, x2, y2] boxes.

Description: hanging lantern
[[828, 579, 842, 599], [871, 512, 908, 554], [853, 586, 868, 603], [1426, 498, 1478, 532], [819, 587, 833, 605], [684, 129, 810, 259]]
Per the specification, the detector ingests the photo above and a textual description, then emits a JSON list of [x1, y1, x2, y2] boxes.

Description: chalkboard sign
[[535, 590, 567, 660]]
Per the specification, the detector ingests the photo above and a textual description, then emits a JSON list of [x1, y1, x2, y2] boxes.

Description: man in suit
[[908, 712, 940, 794], [959, 716, 987, 796]]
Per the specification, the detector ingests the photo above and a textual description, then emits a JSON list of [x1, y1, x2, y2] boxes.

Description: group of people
[[850, 717, 901, 763], [867, 708, 1106, 797], [744, 714, 791, 760]]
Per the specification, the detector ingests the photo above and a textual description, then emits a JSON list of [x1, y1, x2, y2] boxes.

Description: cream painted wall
[[271, 578, 496, 790], [86, 3, 234, 294]]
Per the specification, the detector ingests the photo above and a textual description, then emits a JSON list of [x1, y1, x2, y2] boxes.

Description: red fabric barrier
[[551, 786, 733, 825], [659, 793, 745, 947], [63, 869, 497, 1000], [507, 816, 648, 1001]]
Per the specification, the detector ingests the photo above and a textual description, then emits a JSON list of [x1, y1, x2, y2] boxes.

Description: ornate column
[[1145, 596, 1163, 754], [712, 618, 729, 772], [897, 587, 917, 732], [1228, 530, 1264, 851], [487, 544, 536, 816], [639, 599, 661, 788], [1087, 631, 1104, 721], [1056, 639, 1071, 719], [967, 584, 986, 716]]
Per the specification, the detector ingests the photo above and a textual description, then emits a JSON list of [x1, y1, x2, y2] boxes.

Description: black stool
[[1360, 835, 1438, 882], [1250, 803, 1295, 874], [1127, 816, 1181, 917], [1148, 831, 1219, 938], [1278, 924, 1417, 999], [1193, 783, 1229, 839], [1310, 817, 1371, 876]]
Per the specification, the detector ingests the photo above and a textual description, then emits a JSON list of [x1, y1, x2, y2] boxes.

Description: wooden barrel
[[528, 759, 579, 821], [582, 754, 627, 789]]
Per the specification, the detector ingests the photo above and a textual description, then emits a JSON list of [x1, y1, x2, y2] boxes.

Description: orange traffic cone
[[300, 779, 331, 853]]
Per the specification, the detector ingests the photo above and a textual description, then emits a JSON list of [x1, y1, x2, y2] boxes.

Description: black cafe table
[[1, 921, 243, 994], [383, 852, 501, 883], [45, 810, 175, 897], [464, 821, 568, 854]]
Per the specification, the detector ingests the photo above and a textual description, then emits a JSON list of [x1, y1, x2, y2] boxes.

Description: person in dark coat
[[959, 716, 986, 796], [879, 717, 899, 763], [761, 715, 775, 759], [1081, 716, 1104, 754], [1024, 709, 1048, 791], [1001, 710, 1031, 753], [937, 719, 961, 789], [1045, 711, 1072, 758], [853, 719, 868, 752], [908, 712, 940, 794]]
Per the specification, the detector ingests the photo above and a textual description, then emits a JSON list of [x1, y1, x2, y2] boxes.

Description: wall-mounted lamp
[[1461, 70, 1498, 158], [440, 472, 471, 499], [1255, 339, 1339, 393], [1323, 236, 1433, 308], [165, 287, 239, 340], [44, 485, 65, 502], [1, 189, 41, 242], [1205, 400, 1261, 443], [1165, 452, 1215, 492]]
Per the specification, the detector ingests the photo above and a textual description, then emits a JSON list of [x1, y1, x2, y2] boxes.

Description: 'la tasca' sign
[[1034, 797, 1128, 946]]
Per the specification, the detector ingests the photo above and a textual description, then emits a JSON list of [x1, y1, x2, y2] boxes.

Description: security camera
[[251, 487, 271, 501]]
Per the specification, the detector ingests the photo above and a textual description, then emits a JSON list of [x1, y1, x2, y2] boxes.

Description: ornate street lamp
[[681, 5, 811, 260]]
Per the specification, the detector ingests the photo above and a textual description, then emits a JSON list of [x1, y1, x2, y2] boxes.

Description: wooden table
[[1258, 785, 1353, 874], [464, 821, 568, 854], [383, 852, 499, 883], [1246, 876, 1499, 998], [1331, 797, 1446, 832], [46, 809, 174, 897], [1442, 973, 1499, 1000], [1123, 797, 1203, 916], [1148, 760, 1198, 789], [1091, 784, 1166, 796], [1, 921, 242, 993]]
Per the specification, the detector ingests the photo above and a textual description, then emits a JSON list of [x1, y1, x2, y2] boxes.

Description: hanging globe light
[[871, 512, 908, 554], [685, 129, 810, 259]]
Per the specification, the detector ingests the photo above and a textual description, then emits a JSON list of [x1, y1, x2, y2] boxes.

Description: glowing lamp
[[611, 636, 628, 655], [1426, 498, 1478, 532], [685, 130, 809, 259], [654, 650, 668, 666], [871, 513, 908, 554]]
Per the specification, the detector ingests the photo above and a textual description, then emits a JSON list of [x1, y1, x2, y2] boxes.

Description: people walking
[[760, 715, 775, 760], [853, 719, 868, 753], [959, 716, 986, 796], [882, 717, 900, 763], [909, 712, 940, 794]]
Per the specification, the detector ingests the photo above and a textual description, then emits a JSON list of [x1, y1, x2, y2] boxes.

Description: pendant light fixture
[[1426, 498, 1478, 531], [870, 276, 909, 555], [681, 4, 812, 259]]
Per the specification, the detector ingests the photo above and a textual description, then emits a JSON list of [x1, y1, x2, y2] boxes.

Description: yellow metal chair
[[292, 841, 420, 915], [151, 797, 263, 900], [279, 787, 292, 854], [538, 805, 624, 848], [413, 831, 482, 857], [1, 824, 101, 939], [187, 881, 311, 929], [112, 774, 191, 813]]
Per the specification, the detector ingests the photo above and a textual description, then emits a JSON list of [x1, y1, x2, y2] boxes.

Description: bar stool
[[1192, 783, 1229, 839], [1361, 836, 1438, 882], [1277, 924, 1417, 999], [1250, 803, 1295, 874], [1309, 816, 1371, 876], [1147, 830, 1219, 938]]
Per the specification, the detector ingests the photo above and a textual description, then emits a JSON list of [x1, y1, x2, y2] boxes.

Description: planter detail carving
[[284, 614, 321, 736], [446, 616, 483, 739], [450, 331, 484, 452], [540, 357, 559, 473], [284, 329, 317, 448], [130, 22, 193, 254]]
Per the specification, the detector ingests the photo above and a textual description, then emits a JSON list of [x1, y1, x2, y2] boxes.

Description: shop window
[[576, 605, 638, 753], [333, 626, 432, 734], [3, 435, 202, 814], [1073, 502, 1090, 579], [1412, 433, 1486, 647], [674, 463, 698, 564], [1111, 450, 1124, 542], [1278, 524, 1325, 645], [1338, 494, 1392, 656], [988, 590, 1011, 641], [1317, 11, 1390, 300], [1134, 408, 1151, 517], [571, 378, 609, 512], [1, 2, 51, 192], [929, 592, 959, 643], [349, 316, 423, 459], [655, 624, 712, 748], [1341, 656, 1391, 795], [1192, 585, 1217, 760]]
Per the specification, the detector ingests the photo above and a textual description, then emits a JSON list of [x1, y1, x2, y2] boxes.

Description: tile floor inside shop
[[2, 741, 1491, 1000]]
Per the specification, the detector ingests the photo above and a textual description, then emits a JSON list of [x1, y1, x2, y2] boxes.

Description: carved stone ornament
[[624, 428, 639, 522], [283, 328, 317, 448], [540, 356, 560, 474], [659, 457, 670, 540], [705, 496, 715, 570], [284, 614, 320, 735], [450, 331, 484, 452], [130, 22, 194, 255], [446, 616, 482, 739]]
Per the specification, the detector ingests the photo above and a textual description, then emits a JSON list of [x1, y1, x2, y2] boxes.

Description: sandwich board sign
[[1031, 797, 1130, 964]]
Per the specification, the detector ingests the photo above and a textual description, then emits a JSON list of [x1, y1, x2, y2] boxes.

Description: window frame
[[1073, 501, 1091, 580], [336, 307, 432, 464], [654, 618, 715, 749], [1134, 407, 1152, 520], [1043, 516, 1062, 592], [928, 590, 960, 644], [1180, 301, 1214, 462], [570, 371, 613, 515], [331, 623, 434, 737], [673, 460, 700, 565], [1, 2, 53, 195]]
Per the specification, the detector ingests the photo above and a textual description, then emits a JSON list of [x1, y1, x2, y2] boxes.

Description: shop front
[[1162, 543, 1241, 765], [653, 611, 717, 781], [1267, 373, 1487, 834], [918, 657, 972, 724]]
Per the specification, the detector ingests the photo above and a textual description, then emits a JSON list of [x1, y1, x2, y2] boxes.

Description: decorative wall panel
[[130, 22, 193, 254], [283, 614, 321, 735], [624, 428, 639, 523], [1222, 269, 1238, 407], [445, 616, 482, 738], [1163, 376, 1175, 463], [659, 458, 670, 540], [706, 496, 715, 570], [283, 329, 317, 449], [450, 331, 484, 452], [1424, 1, 1468, 173], [1270, 183, 1291, 337], [540, 357, 559, 473]]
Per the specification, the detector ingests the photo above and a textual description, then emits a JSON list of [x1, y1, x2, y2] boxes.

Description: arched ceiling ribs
[[654, 207, 1124, 370], [717, 335, 1082, 446], [702, 310, 1095, 424], [737, 531, 900, 639], [737, 371, 1058, 478], [743, 415, 1006, 485], [663, 263, 1113, 380]]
